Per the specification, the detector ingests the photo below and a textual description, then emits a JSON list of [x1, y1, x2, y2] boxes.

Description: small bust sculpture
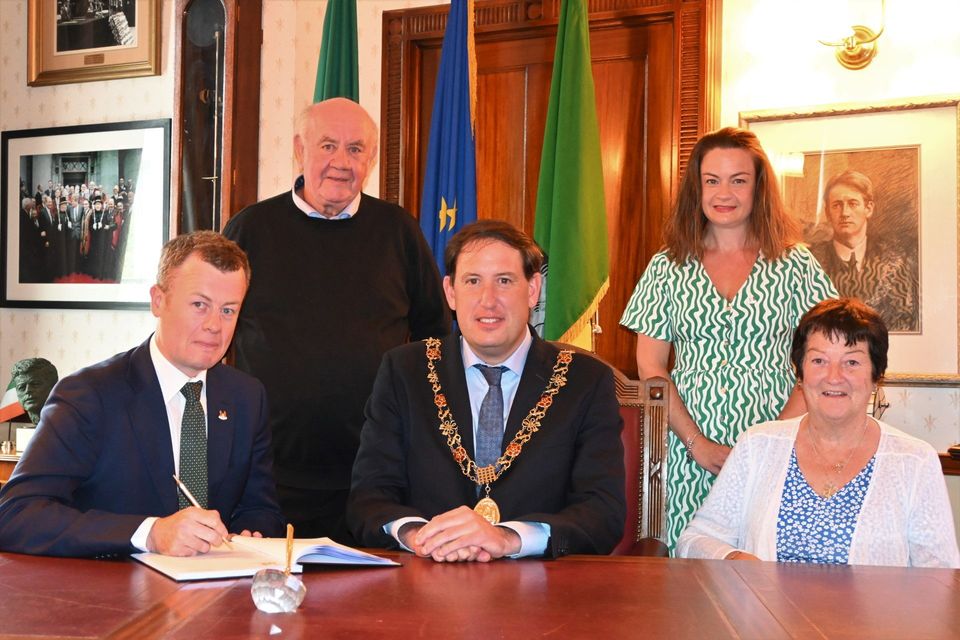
[[11, 358, 58, 425]]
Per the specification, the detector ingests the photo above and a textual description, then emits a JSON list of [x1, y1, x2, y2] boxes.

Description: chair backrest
[[609, 373, 669, 555], [552, 343, 669, 555]]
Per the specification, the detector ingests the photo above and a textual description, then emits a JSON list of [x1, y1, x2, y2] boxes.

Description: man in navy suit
[[0, 231, 284, 557], [347, 220, 625, 561]]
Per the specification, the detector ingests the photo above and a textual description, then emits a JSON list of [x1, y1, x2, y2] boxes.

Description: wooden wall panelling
[[382, 0, 721, 376]]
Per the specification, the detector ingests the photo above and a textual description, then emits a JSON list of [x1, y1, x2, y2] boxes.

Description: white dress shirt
[[129, 336, 209, 550], [291, 175, 361, 219]]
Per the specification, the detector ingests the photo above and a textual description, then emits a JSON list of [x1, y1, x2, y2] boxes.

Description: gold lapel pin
[[218, 410, 228, 421]]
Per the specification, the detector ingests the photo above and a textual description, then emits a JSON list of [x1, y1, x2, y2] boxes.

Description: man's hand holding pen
[[146, 508, 232, 556]]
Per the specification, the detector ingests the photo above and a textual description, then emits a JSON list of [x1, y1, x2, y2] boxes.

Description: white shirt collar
[[149, 334, 207, 405], [832, 235, 868, 269], [291, 175, 361, 220], [460, 328, 533, 375]]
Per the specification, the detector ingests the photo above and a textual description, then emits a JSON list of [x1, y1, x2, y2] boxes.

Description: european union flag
[[419, 0, 477, 278]]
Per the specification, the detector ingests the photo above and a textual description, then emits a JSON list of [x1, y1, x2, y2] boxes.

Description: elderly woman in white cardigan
[[677, 298, 959, 567]]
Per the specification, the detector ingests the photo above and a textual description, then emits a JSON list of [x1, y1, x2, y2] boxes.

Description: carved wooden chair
[[609, 372, 669, 556], [558, 344, 669, 556]]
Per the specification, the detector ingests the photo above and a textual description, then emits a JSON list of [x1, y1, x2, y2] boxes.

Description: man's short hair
[[823, 170, 875, 209], [444, 219, 544, 280], [156, 231, 251, 290]]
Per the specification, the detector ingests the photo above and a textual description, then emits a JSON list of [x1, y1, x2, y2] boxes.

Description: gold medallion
[[423, 338, 572, 520], [474, 496, 501, 524]]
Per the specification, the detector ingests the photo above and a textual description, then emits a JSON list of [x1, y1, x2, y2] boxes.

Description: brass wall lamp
[[818, 0, 885, 70]]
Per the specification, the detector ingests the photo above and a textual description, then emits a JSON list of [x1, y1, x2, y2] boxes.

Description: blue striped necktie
[[475, 365, 506, 469]]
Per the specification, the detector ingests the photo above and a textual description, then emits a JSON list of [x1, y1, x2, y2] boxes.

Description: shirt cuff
[[499, 521, 550, 558], [131, 517, 158, 552], [384, 516, 428, 552]]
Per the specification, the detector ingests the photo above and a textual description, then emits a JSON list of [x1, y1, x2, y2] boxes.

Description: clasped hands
[[146, 507, 262, 556], [399, 506, 522, 563]]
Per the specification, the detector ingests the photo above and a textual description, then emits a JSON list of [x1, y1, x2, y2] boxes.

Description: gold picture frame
[[27, 0, 161, 87]]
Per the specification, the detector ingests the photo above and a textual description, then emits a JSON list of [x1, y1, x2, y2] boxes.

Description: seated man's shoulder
[[546, 344, 613, 381], [60, 343, 142, 391], [384, 338, 437, 366]]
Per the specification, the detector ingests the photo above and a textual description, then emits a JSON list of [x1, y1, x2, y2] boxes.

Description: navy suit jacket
[[0, 339, 284, 557], [346, 331, 626, 557]]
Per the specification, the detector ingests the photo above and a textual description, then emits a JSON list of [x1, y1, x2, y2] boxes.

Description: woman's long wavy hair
[[663, 127, 801, 263]]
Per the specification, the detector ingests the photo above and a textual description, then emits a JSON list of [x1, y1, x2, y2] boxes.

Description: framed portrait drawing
[[741, 97, 960, 382], [1, 119, 171, 309], [27, 0, 161, 86]]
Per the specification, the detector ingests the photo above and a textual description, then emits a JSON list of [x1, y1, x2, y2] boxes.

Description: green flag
[[533, 0, 608, 342], [314, 0, 359, 102]]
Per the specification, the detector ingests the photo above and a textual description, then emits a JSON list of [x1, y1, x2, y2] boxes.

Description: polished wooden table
[[1, 552, 957, 639]]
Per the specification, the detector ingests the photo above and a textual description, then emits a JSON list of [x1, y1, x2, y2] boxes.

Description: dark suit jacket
[[0, 339, 284, 557], [346, 331, 625, 557]]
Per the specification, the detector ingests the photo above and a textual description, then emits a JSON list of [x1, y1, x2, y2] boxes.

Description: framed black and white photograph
[[1, 119, 170, 309], [28, 0, 161, 86], [741, 96, 960, 382]]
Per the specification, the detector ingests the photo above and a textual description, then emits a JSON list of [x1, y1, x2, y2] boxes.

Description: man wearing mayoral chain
[[0, 232, 284, 557], [347, 220, 625, 561]]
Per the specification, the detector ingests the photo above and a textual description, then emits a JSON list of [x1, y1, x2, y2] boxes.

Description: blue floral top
[[776, 449, 876, 564]]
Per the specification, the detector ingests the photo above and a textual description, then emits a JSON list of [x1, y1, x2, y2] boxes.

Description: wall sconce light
[[818, 0, 885, 70]]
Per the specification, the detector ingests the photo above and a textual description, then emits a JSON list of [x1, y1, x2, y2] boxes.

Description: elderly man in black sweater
[[224, 98, 450, 543]]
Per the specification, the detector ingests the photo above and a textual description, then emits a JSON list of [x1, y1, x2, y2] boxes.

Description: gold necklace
[[424, 338, 573, 524], [806, 416, 870, 499]]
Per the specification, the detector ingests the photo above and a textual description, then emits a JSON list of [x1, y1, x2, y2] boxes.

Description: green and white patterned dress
[[620, 246, 836, 551]]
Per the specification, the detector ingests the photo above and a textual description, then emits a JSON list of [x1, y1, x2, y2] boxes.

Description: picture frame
[[27, 0, 161, 86], [1, 119, 171, 309], [741, 96, 960, 385]]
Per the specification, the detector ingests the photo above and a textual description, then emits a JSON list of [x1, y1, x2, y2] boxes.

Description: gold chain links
[[424, 338, 573, 487]]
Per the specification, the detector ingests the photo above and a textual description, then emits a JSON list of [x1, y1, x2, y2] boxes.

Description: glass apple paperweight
[[250, 568, 306, 613]]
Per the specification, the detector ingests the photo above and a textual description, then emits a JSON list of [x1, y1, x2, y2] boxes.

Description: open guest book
[[132, 536, 399, 581]]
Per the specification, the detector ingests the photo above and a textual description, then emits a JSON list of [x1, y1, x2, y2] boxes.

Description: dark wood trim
[[380, 0, 722, 206], [171, 0, 262, 236], [941, 453, 960, 476]]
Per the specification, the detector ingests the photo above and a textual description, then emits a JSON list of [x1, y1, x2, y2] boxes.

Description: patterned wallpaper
[[0, 0, 956, 462]]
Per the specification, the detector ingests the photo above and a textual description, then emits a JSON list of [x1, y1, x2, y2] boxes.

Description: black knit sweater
[[224, 192, 450, 489]]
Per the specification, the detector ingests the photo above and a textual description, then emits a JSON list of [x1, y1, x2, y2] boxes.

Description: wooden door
[[382, 0, 720, 376]]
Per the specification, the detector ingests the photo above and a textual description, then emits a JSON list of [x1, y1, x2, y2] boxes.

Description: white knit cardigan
[[677, 416, 960, 568]]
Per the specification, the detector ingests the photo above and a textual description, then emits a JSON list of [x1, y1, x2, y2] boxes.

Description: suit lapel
[[504, 333, 555, 443], [127, 340, 179, 513], [205, 364, 235, 493]]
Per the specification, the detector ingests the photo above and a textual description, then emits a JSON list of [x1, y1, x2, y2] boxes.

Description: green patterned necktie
[[178, 381, 208, 509]]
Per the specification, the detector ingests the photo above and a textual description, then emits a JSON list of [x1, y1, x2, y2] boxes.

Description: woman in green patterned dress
[[620, 128, 836, 551]]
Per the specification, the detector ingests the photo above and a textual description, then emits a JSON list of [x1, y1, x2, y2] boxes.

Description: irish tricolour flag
[[0, 378, 25, 422]]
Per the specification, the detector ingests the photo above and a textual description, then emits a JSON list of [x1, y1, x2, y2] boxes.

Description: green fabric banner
[[314, 0, 359, 102], [532, 0, 609, 342]]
